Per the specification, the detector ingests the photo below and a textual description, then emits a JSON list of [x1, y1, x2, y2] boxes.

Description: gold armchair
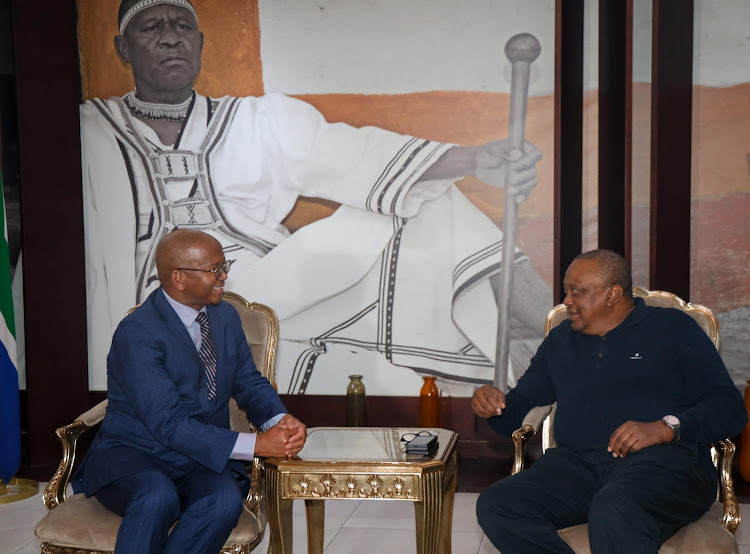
[[34, 293, 279, 554], [511, 287, 740, 553]]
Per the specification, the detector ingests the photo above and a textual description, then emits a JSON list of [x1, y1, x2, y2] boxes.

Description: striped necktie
[[195, 311, 217, 399]]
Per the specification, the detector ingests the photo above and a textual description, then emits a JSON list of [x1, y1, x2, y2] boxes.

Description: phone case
[[405, 435, 438, 453]]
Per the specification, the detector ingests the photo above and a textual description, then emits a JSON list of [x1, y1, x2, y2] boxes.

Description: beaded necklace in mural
[[124, 90, 194, 122]]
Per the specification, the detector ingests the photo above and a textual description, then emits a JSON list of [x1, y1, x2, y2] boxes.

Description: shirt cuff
[[230, 432, 257, 461], [262, 412, 286, 431]]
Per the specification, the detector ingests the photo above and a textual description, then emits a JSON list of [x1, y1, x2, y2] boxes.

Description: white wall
[[693, 0, 750, 87], [259, 0, 750, 94], [632, 0, 750, 86], [259, 0, 556, 96]]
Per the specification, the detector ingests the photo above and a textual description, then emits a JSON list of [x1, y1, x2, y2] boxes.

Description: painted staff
[[494, 33, 541, 391]]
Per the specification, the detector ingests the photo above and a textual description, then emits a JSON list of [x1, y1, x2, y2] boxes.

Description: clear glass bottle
[[346, 374, 367, 427], [418, 376, 440, 427]]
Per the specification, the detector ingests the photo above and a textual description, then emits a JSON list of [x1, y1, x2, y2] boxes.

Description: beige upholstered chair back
[[542, 286, 720, 451], [222, 292, 279, 435]]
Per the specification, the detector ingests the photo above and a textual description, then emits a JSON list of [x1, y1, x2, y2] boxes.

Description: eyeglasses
[[178, 259, 235, 277], [400, 430, 437, 443]]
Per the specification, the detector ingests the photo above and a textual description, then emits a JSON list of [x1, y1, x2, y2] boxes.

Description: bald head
[[156, 230, 221, 285], [155, 230, 227, 309]]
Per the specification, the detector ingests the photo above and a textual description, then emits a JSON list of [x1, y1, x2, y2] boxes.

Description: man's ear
[[607, 285, 624, 306], [114, 35, 130, 65], [171, 269, 187, 291]]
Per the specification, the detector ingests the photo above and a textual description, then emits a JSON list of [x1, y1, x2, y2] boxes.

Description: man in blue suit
[[72, 229, 307, 553]]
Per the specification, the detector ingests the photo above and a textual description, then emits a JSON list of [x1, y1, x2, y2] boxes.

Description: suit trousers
[[476, 444, 715, 554], [94, 464, 247, 554]]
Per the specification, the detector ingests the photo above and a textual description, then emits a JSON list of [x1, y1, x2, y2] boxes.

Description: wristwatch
[[662, 415, 680, 442]]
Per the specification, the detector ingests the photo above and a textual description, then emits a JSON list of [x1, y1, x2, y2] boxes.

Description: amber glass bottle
[[346, 375, 367, 426], [418, 376, 440, 427]]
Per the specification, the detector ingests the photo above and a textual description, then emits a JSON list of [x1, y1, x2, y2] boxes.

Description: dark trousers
[[476, 444, 715, 554], [94, 465, 247, 554]]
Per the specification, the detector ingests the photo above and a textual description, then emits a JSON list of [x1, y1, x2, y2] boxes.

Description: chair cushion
[[34, 493, 263, 551], [558, 502, 738, 554]]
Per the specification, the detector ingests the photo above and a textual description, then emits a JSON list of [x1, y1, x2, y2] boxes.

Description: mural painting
[[75, 0, 557, 395]]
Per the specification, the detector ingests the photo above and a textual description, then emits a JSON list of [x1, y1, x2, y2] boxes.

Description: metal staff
[[494, 33, 541, 391]]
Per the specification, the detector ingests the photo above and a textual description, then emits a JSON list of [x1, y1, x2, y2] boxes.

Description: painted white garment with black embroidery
[[81, 92, 524, 393]]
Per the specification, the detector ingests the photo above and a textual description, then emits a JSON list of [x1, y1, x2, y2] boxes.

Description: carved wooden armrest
[[244, 456, 265, 516], [511, 424, 535, 475], [42, 400, 108, 510], [713, 438, 740, 534], [241, 421, 266, 517], [511, 404, 554, 475]]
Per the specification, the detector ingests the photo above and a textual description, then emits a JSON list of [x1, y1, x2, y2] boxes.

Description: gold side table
[[264, 427, 458, 554]]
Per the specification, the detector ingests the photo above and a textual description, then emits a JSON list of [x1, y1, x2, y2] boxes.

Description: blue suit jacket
[[73, 288, 286, 496]]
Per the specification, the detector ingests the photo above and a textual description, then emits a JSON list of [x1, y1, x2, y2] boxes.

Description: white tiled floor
[[3, 486, 750, 553]]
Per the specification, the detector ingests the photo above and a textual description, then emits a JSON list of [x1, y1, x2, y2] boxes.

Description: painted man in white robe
[[82, 0, 552, 394]]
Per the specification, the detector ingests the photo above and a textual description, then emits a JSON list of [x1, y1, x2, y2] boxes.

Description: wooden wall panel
[[649, 0, 693, 298], [553, 0, 585, 301], [12, 0, 89, 479], [598, 0, 632, 261]]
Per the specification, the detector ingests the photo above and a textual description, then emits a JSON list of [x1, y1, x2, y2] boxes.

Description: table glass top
[[295, 427, 455, 462]]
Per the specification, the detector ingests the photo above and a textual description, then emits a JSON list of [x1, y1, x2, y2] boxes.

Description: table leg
[[265, 467, 293, 553], [440, 452, 458, 554], [414, 468, 444, 554], [305, 499, 325, 554], [414, 451, 458, 554]]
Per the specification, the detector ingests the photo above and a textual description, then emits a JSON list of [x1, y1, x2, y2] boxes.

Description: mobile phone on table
[[406, 434, 438, 453]]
